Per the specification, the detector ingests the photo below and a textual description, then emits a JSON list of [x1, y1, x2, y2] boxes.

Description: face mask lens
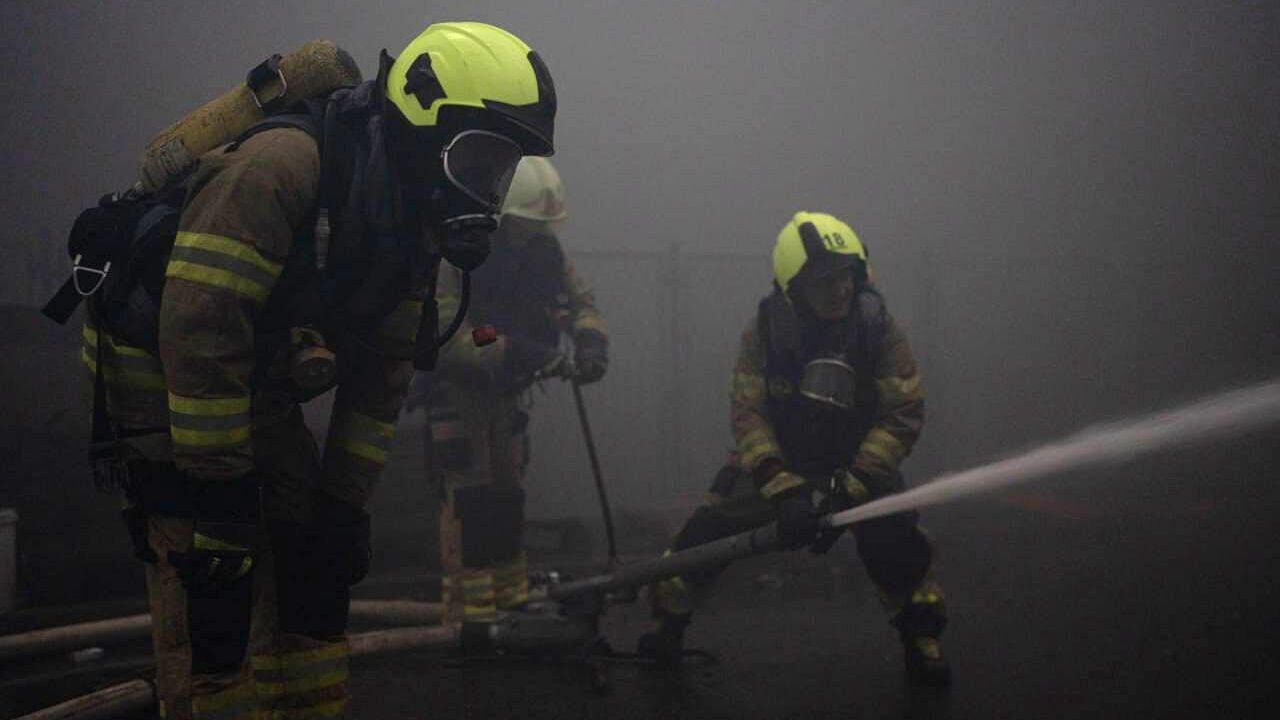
[[441, 130, 523, 212], [799, 358, 857, 410]]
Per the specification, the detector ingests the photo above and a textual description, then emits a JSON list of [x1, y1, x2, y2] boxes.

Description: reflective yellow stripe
[[254, 668, 350, 697], [911, 578, 944, 606], [464, 605, 497, 622], [108, 344, 154, 359], [462, 571, 496, 613], [731, 371, 766, 403], [572, 315, 607, 335], [167, 231, 283, 303], [169, 394, 251, 448], [193, 533, 250, 552], [496, 585, 529, 609], [759, 470, 806, 499], [174, 231, 283, 275], [840, 472, 871, 503], [168, 394, 250, 416], [877, 372, 922, 406], [494, 555, 530, 608], [82, 326, 166, 388], [166, 260, 272, 303], [738, 427, 781, 468], [859, 427, 907, 468], [654, 551, 693, 615], [251, 642, 350, 671], [190, 681, 257, 715], [169, 426, 249, 448], [334, 412, 395, 465]]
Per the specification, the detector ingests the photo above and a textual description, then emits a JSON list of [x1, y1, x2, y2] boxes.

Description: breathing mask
[[799, 357, 858, 411], [436, 129, 523, 270]]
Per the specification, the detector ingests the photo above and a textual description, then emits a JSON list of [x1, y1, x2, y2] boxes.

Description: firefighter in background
[[639, 211, 951, 685], [415, 156, 609, 624], [85, 24, 556, 719]]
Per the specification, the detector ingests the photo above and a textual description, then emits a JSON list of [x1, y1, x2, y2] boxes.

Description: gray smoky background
[[0, 1, 1276, 601]]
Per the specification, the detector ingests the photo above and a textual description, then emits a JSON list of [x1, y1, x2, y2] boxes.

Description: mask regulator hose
[[412, 270, 472, 370]]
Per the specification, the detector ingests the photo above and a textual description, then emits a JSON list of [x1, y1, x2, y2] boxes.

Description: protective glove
[[773, 486, 819, 550], [810, 469, 872, 555], [572, 329, 609, 385], [168, 519, 257, 595], [502, 334, 567, 388]]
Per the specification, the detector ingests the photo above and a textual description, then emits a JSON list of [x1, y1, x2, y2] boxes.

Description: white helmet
[[501, 156, 568, 221]]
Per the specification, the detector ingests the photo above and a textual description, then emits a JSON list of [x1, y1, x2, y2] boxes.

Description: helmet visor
[[441, 130, 523, 214]]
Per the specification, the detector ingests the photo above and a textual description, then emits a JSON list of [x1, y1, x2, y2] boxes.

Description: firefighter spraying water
[[18, 377, 1279, 718], [551, 377, 1280, 600]]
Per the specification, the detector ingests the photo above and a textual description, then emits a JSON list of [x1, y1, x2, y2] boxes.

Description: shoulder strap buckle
[[246, 54, 288, 111]]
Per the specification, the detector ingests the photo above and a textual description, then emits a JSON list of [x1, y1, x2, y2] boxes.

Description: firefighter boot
[[636, 615, 688, 668], [904, 636, 951, 686], [894, 596, 951, 686]]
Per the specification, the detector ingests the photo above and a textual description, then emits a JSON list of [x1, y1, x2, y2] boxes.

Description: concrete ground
[[5, 434, 1279, 719]]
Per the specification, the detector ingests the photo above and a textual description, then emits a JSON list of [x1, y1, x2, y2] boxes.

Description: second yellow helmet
[[772, 211, 868, 297]]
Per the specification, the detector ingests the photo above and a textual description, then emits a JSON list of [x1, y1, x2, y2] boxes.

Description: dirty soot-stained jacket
[[84, 126, 427, 511], [729, 287, 925, 499]]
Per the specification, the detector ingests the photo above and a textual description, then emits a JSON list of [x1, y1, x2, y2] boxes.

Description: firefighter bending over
[[640, 211, 950, 686], [85, 24, 555, 719]]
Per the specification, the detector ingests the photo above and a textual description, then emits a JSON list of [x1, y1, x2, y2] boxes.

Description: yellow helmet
[[772, 211, 868, 297], [502, 156, 567, 221], [385, 22, 556, 155]]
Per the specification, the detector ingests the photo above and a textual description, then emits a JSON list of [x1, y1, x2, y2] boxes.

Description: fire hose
[[17, 378, 1280, 718]]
